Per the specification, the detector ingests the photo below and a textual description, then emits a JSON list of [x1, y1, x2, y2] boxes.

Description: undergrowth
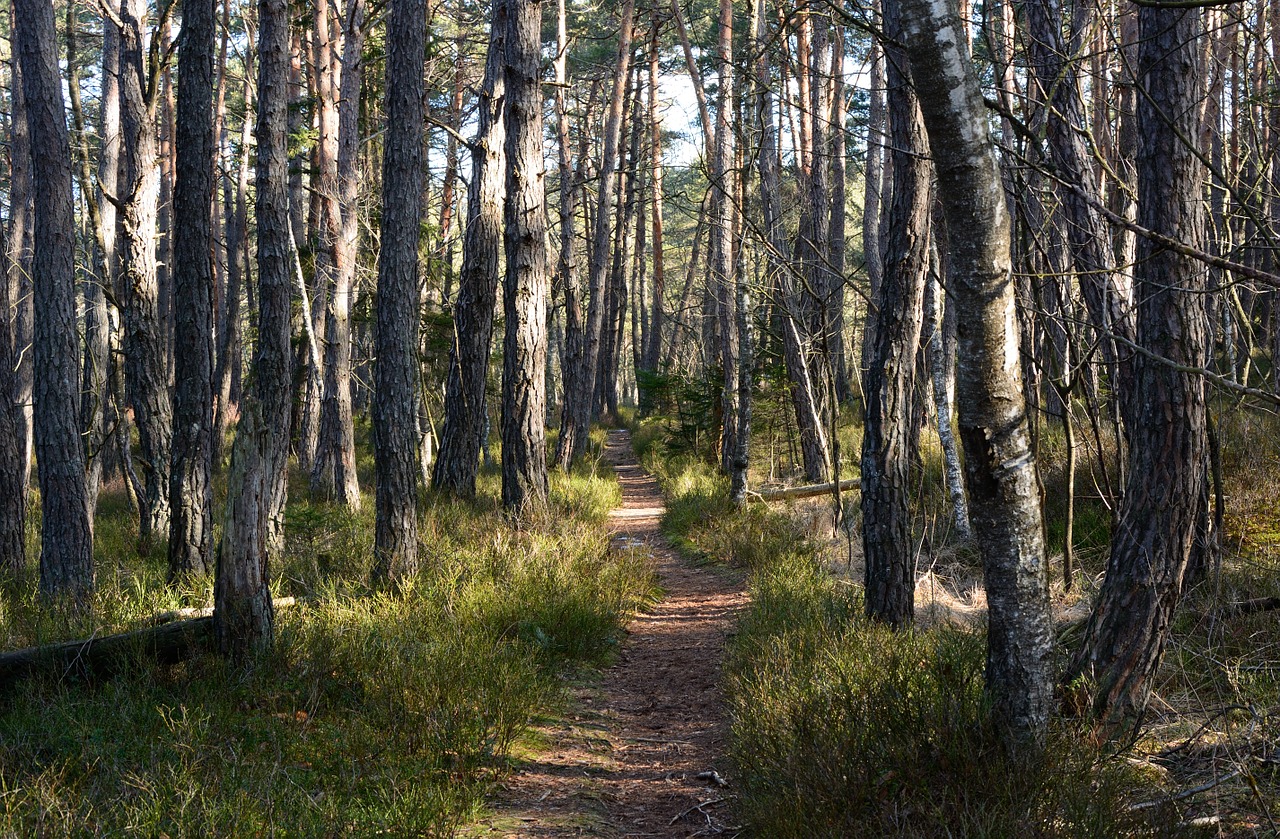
[[0, 445, 654, 836], [636, 416, 1174, 838]]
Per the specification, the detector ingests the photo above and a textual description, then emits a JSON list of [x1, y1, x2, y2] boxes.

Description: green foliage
[[646, 447, 1164, 839], [0, 462, 654, 836], [635, 368, 722, 460], [727, 556, 1156, 837]]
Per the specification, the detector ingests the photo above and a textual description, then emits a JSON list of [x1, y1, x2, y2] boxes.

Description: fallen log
[[149, 596, 297, 626], [0, 597, 300, 686], [0, 617, 215, 685], [749, 478, 861, 503]]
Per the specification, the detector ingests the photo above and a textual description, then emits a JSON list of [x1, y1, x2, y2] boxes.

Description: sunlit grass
[[0, 434, 655, 836]]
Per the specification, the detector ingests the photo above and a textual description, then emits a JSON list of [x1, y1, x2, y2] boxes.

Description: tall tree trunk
[[828, 25, 850, 405], [7, 4, 35, 500], [1068, 5, 1209, 725], [1025, 0, 1134, 419], [216, 0, 294, 657], [0, 209, 25, 572], [158, 37, 177, 381], [556, 0, 635, 467], [433, 0, 507, 497], [927, 270, 971, 540], [168, 0, 218, 581], [120, 0, 173, 544], [899, 0, 1053, 748], [861, 7, 886, 378], [861, 2, 931, 627], [15, 0, 96, 598], [66, 3, 112, 516], [553, 0, 584, 434], [373, 0, 427, 580], [311, 0, 364, 509], [713, 0, 737, 475], [644, 17, 665, 377], [501, 0, 550, 513], [215, 24, 254, 466]]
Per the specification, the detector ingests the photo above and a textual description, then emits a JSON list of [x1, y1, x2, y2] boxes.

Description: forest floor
[[468, 429, 748, 838]]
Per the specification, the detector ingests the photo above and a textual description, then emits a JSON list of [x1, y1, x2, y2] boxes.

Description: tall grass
[[0, 456, 654, 836]]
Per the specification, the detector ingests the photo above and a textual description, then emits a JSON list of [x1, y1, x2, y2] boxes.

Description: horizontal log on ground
[[0, 598, 299, 686], [150, 596, 297, 626], [0, 617, 214, 685], [749, 478, 861, 503]]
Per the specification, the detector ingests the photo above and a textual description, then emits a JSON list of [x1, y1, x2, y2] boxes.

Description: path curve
[[473, 429, 747, 837]]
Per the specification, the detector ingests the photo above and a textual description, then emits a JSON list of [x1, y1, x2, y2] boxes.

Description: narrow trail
[[472, 429, 748, 838]]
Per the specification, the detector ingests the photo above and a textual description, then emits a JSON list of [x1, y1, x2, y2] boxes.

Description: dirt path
[[471, 430, 748, 838]]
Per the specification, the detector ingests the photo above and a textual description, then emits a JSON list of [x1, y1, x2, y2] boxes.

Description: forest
[[2, 0, 1280, 833]]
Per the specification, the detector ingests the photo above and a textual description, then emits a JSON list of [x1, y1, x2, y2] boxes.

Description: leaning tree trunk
[[500, 0, 550, 514], [556, 0, 635, 467], [433, 0, 507, 498], [861, 5, 931, 628], [899, 0, 1053, 749], [168, 0, 218, 581], [215, 0, 294, 658], [373, 0, 427, 580], [1068, 5, 1209, 726], [311, 0, 365, 509], [15, 0, 95, 599], [119, 0, 173, 545]]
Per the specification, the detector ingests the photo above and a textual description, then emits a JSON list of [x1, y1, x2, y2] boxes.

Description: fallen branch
[[669, 797, 725, 826], [749, 478, 860, 503], [1128, 768, 1243, 812], [1213, 597, 1280, 622]]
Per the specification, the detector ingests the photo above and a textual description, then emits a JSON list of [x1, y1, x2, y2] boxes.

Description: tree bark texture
[[1069, 6, 1209, 725], [15, 0, 96, 598], [433, 0, 507, 497], [644, 19, 665, 375], [501, 0, 550, 513], [215, 0, 293, 658], [862, 4, 930, 628], [898, 0, 1053, 748], [712, 0, 738, 477], [119, 0, 173, 543], [66, 8, 112, 517], [0, 218, 26, 573], [373, 0, 427, 580], [557, 0, 635, 467], [8, 10, 35, 498], [311, 0, 365, 510], [168, 0, 218, 581]]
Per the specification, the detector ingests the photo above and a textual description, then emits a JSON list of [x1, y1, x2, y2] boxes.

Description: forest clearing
[[4, 0, 1280, 834]]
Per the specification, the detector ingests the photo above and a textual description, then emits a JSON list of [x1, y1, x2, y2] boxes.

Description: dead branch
[[749, 478, 860, 503]]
